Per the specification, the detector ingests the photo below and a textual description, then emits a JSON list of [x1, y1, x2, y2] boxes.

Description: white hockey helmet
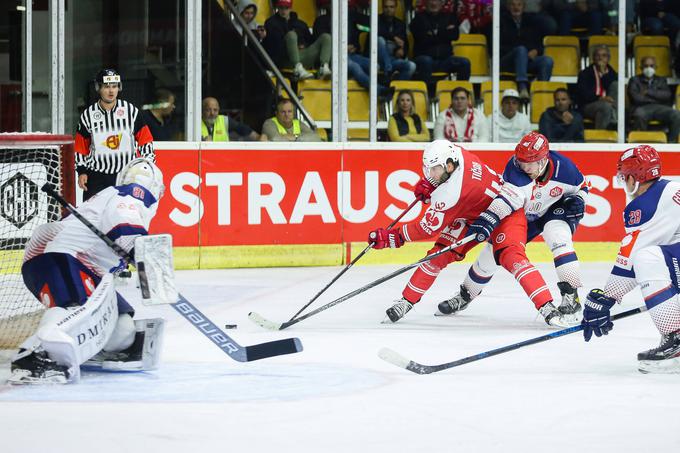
[[422, 140, 463, 185], [116, 158, 165, 200]]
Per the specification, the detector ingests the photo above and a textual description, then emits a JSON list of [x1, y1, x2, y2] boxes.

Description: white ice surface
[[1, 262, 679, 453]]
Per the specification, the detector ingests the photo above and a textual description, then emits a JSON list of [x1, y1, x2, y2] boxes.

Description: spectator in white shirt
[[434, 86, 489, 142], [489, 88, 532, 143]]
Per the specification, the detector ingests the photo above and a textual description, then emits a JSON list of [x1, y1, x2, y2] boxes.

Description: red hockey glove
[[368, 228, 404, 249], [413, 178, 436, 203]]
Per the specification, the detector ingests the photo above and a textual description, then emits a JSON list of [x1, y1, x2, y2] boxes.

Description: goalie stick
[[248, 235, 476, 331], [378, 305, 647, 374], [42, 184, 303, 362], [287, 198, 420, 322]]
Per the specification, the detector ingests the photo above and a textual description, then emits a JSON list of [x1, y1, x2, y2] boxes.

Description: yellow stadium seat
[[543, 35, 580, 79], [293, 0, 317, 27], [452, 34, 489, 78], [348, 129, 370, 141], [270, 76, 293, 99], [584, 129, 618, 143], [298, 79, 331, 121], [316, 127, 328, 141], [587, 35, 619, 70], [251, 0, 272, 24], [390, 80, 429, 120], [633, 35, 671, 77], [379, 0, 406, 21], [435, 80, 474, 113], [627, 130, 667, 144], [481, 80, 518, 116], [407, 31, 414, 59], [530, 81, 567, 124], [676, 85, 680, 110], [348, 80, 370, 121]]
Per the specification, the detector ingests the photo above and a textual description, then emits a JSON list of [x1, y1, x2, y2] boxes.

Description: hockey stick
[[378, 305, 648, 374], [41, 184, 303, 362], [287, 198, 420, 322], [248, 234, 477, 331]]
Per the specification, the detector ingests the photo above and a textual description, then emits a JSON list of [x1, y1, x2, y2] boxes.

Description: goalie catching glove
[[369, 228, 405, 249]]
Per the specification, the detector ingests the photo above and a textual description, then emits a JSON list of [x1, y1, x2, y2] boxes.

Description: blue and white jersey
[[498, 150, 589, 222], [605, 179, 680, 301], [24, 184, 159, 277]]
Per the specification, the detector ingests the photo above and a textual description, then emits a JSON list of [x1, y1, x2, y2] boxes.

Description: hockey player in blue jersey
[[8, 158, 166, 384], [437, 131, 589, 326], [582, 145, 680, 373]]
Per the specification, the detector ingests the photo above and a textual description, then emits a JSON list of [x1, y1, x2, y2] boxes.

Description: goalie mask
[[116, 158, 165, 201], [422, 140, 463, 186], [95, 69, 122, 91]]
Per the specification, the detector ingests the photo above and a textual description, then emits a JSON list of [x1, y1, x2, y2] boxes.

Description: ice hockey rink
[[1, 261, 679, 452]]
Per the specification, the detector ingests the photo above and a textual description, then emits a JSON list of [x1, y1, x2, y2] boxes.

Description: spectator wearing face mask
[[628, 55, 680, 142]]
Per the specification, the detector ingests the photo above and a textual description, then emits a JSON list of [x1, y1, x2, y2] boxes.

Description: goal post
[[0, 133, 75, 350]]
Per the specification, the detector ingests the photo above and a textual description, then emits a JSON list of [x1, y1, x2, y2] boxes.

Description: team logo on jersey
[[495, 233, 506, 244], [93, 111, 102, 121], [0, 172, 39, 229], [116, 107, 126, 117], [102, 133, 123, 150], [420, 209, 444, 234], [132, 186, 146, 200], [434, 201, 446, 210], [550, 187, 563, 197]]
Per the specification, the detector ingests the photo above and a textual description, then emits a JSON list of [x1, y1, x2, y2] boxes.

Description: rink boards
[[151, 142, 680, 269]]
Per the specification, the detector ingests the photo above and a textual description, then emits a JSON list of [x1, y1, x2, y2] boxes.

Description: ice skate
[[8, 350, 70, 385], [557, 281, 581, 315], [384, 297, 414, 323], [637, 330, 680, 374], [538, 302, 579, 328], [84, 331, 145, 371], [436, 285, 473, 316]]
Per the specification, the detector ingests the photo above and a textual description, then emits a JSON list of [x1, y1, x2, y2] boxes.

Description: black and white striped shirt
[[75, 99, 155, 174]]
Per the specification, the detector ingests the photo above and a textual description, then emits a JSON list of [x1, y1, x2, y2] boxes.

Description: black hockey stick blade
[[379, 305, 647, 375], [248, 235, 477, 331], [245, 337, 303, 361]]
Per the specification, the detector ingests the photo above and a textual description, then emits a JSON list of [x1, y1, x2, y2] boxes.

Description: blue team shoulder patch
[[624, 179, 668, 228], [116, 183, 158, 208], [503, 158, 533, 187], [549, 151, 585, 186]]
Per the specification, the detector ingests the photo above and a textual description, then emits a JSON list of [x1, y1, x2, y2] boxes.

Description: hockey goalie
[[8, 158, 166, 384]]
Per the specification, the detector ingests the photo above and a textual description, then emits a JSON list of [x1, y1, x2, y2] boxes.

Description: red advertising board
[[151, 144, 680, 247]]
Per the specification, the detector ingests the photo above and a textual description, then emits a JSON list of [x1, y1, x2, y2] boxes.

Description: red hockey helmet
[[515, 131, 549, 163], [617, 145, 662, 184]]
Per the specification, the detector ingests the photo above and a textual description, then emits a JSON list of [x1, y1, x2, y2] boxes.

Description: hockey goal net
[[0, 134, 75, 350]]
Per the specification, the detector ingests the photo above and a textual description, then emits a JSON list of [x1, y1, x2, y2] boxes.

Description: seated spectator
[[551, 0, 603, 36], [639, 0, 680, 43], [539, 88, 584, 142], [387, 90, 431, 142], [576, 45, 617, 130], [314, 5, 393, 98], [235, 0, 266, 41], [263, 0, 331, 80], [377, 0, 416, 81], [410, 0, 471, 96], [628, 56, 680, 142], [261, 98, 321, 141], [456, 0, 493, 41], [142, 88, 177, 141], [500, 0, 553, 100], [523, 0, 558, 36], [201, 97, 260, 141], [433, 87, 489, 142], [489, 88, 532, 143]]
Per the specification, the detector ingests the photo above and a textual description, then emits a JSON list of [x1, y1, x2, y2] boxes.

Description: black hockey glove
[[467, 210, 500, 243], [563, 195, 585, 221], [582, 289, 615, 342]]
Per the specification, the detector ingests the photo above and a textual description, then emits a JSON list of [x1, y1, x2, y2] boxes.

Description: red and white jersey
[[23, 185, 159, 277], [604, 179, 680, 301], [401, 149, 502, 242]]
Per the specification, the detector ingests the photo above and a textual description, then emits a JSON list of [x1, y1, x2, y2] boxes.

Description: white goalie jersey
[[24, 184, 159, 277], [604, 179, 680, 301]]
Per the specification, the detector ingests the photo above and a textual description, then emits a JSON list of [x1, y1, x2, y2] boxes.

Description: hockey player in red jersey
[[436, 132, 587, 327], [582, 145, 680, 373], [367, 140, 503, 322]]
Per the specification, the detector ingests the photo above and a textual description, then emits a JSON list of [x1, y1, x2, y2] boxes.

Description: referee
[[75, 69, 155, 201]]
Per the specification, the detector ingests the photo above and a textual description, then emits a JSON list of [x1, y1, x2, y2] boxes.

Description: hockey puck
[[224, 324, 238, 329]]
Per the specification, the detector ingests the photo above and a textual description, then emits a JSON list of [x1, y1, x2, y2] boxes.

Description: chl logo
[[103, 133, 123, 150], [0, 172, 39, 229]]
